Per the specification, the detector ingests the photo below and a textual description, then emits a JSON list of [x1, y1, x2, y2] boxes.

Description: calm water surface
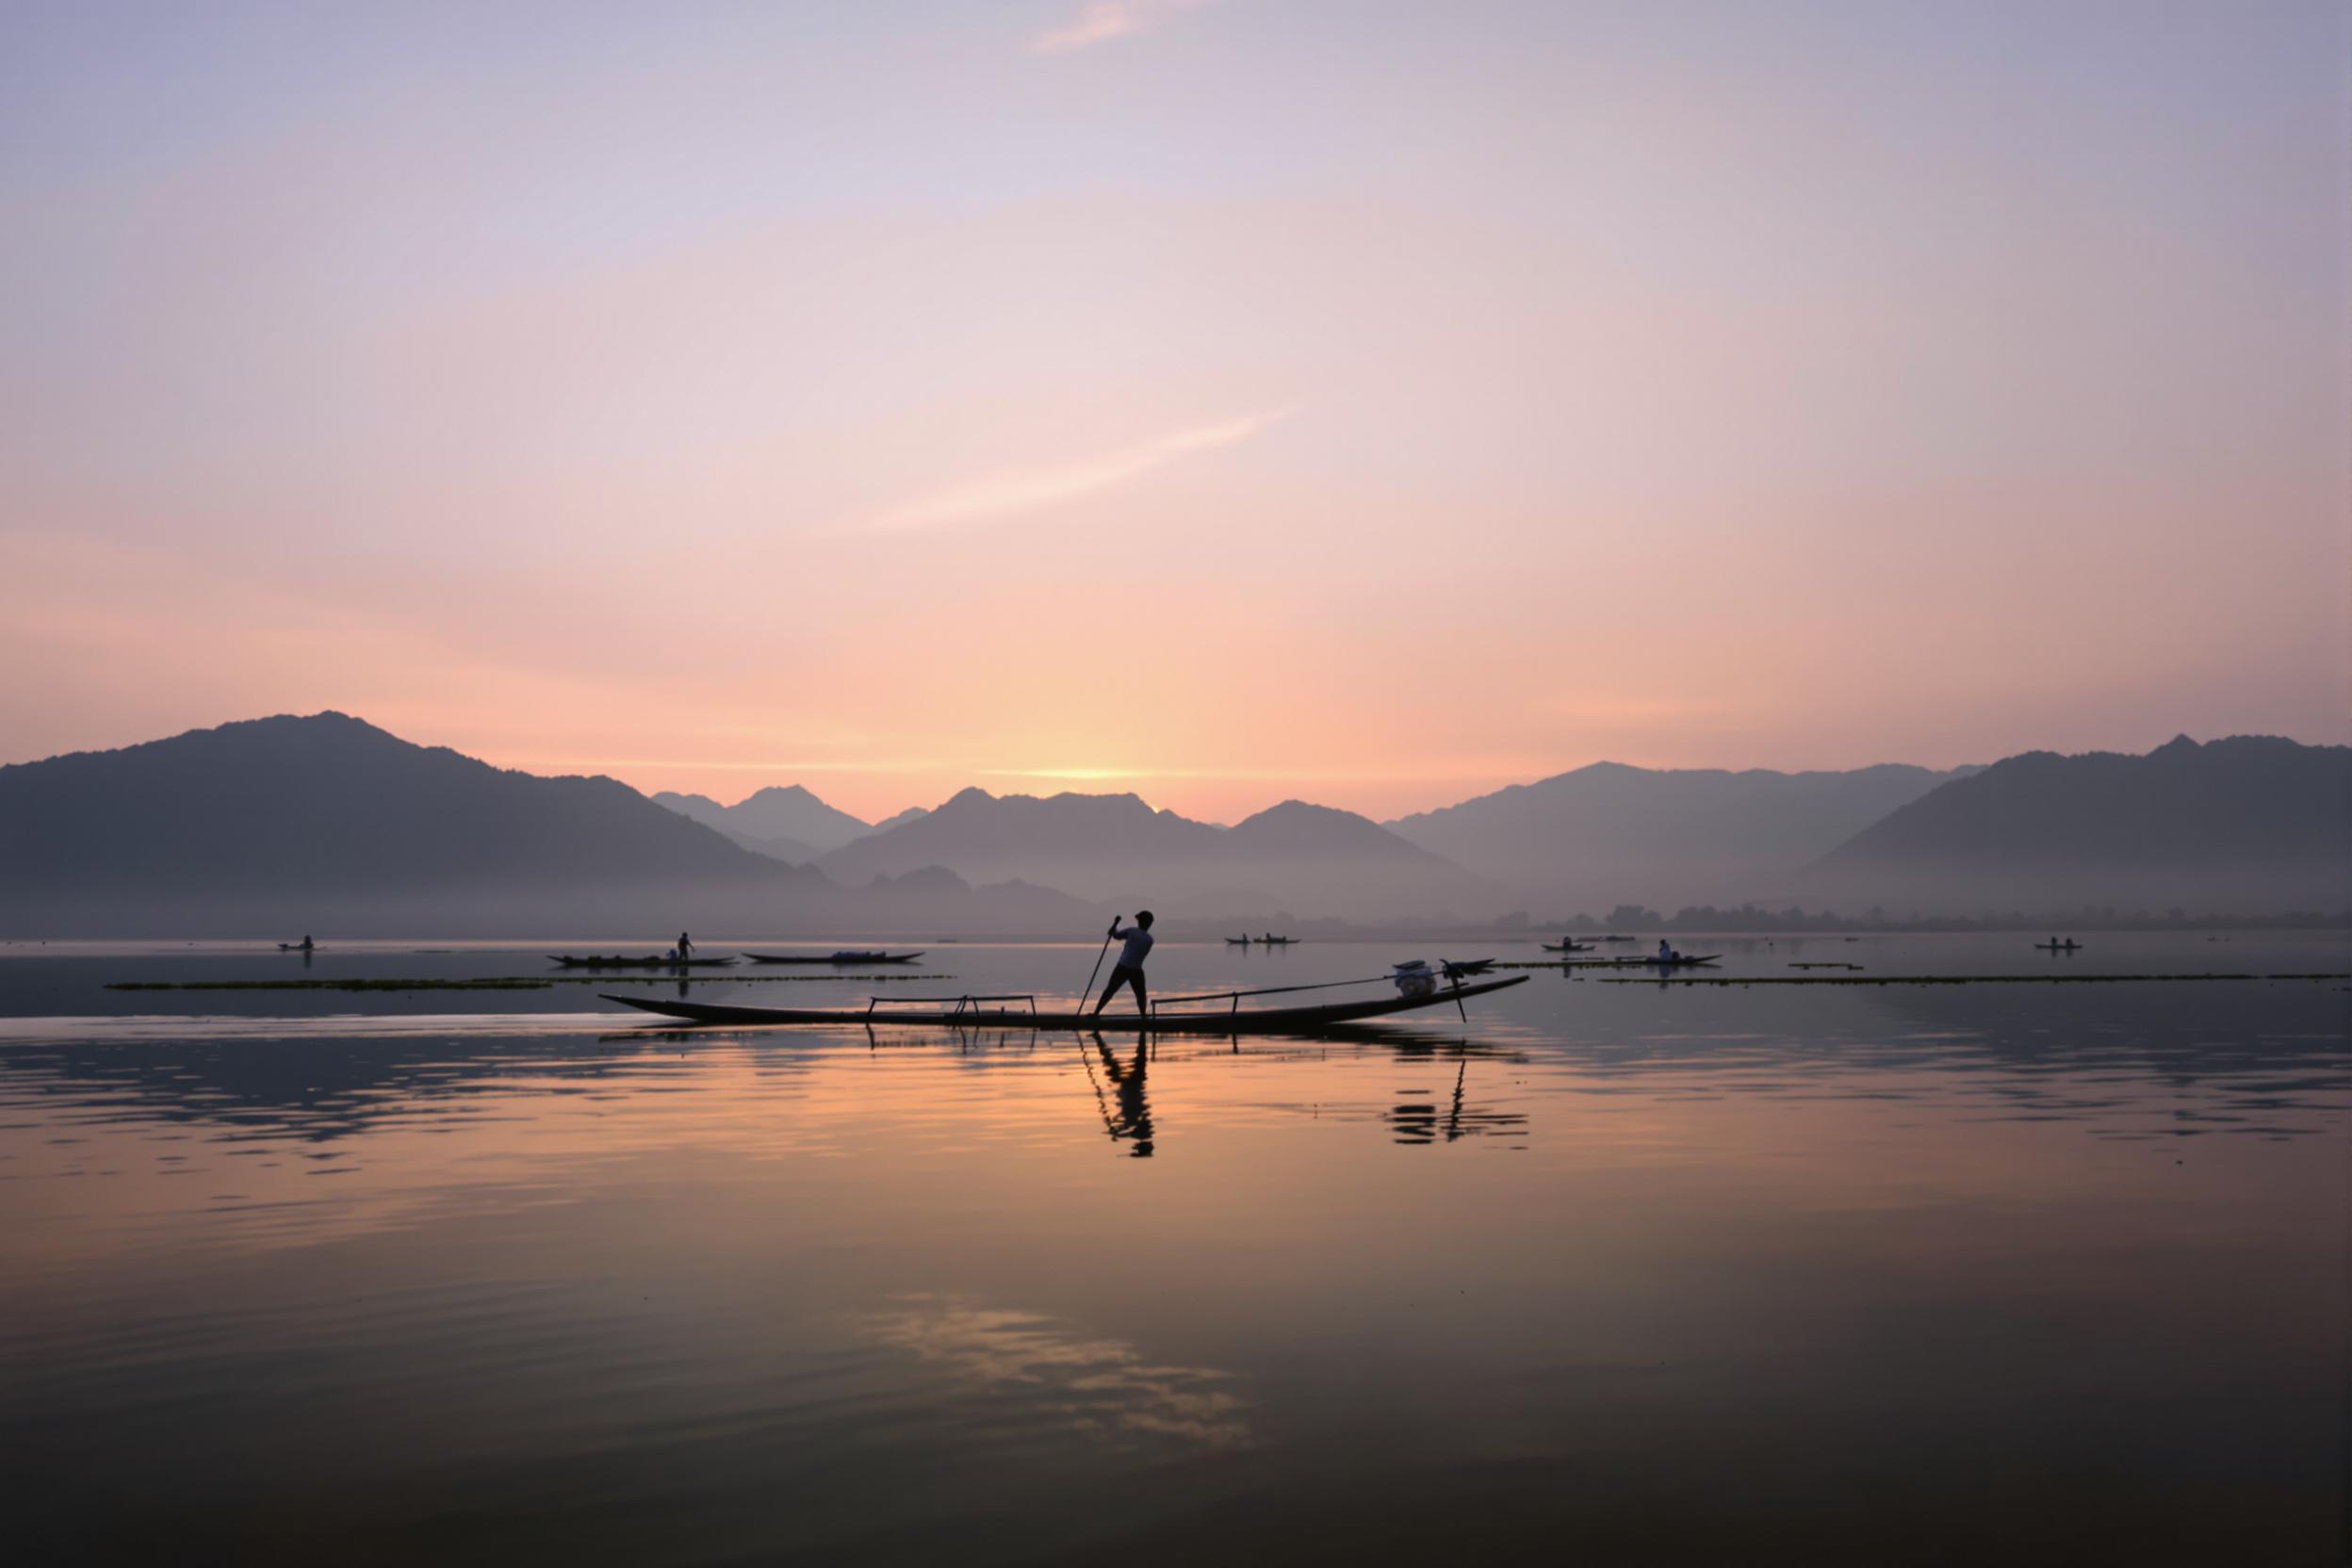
[[1, 936, 2344, 1564]]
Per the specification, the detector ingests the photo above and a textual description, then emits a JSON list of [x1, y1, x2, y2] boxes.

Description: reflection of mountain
[[1388, 760, 1969, 910], [0, 1030, 696, 1145], [820, 788, 1494, 919], [1805, 736, 2352, 914]]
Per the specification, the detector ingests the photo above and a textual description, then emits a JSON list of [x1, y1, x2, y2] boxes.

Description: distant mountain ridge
[[5, 715, 2340, 935], [1803, 735, 2352, 913], [652, 783, 874, 862], [817, 787, 1494, 918], [1387, 760, 1976, 910], [0, 714, 1086, 936]]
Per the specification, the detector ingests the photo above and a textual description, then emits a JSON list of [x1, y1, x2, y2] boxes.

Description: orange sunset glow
[[3, 2, 2343, 824]]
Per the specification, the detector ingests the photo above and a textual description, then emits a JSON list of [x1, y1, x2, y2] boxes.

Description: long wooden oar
[[1078, 920, 1118, 1013]]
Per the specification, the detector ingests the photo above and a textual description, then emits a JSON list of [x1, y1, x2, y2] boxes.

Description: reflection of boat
[[743, 951, 923, 965], [549, 955, 738, 969], [602, 973, 1529, 1032]]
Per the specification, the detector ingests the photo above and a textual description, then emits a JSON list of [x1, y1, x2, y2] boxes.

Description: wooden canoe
[[601, 973, 1529, 1033], [549, 954, 739, 969], [743, 951, 924, 965]]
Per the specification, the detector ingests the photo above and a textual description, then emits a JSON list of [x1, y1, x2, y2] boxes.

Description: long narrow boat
[[743, 951, 924, 965], [601, 973, 1528, 1033], [1540, 941, 1594, 953], [549, 954, 739, 969]]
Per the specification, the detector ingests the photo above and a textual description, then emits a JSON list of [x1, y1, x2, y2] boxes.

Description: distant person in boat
[[678, 932, 694, 959], [299, 935, 314, 953], [1658, 939, 1674, 963], [1092, 911, 1155, 1017]]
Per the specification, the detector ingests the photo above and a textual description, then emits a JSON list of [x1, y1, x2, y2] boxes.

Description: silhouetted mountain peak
[[1805, 734, 2350, 911], [741, 784, 825, 807]]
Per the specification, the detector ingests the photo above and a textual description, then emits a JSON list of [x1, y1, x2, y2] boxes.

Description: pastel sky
[[3, 1, 2344, 822]]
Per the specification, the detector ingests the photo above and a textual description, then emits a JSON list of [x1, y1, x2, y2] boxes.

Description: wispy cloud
[[1029, 0, 1209, 55], [863, 409, 1288, 533]]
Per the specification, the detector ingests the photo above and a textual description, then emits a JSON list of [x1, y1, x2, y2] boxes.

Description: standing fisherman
[[678, 932, 694, 961], [1091, 911, 1155, 1017]]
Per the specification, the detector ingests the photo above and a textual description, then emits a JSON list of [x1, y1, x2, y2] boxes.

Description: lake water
[[2, 934, 2344, 1563]]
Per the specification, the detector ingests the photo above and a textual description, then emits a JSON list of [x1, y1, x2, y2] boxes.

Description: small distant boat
[[1441, 957, 1497, 977], [1594, 935, 1636, 943], [276, 942, 315, 952], [2034, 941, 2082, 952], [1225, 936, 1253, 945], [1640, 954, 1723, 968], [548, 954, 739, 969], [743, 951, 924, 965], [1540, 940, 1594, 953], [1258, 936, 1298, 945]]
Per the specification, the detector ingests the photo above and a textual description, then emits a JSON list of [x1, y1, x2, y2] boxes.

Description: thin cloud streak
[[861, 410, 1289, 533], [1030, 1, 1208, 55]]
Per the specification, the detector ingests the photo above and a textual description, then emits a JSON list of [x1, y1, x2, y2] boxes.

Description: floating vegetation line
[[108, 978, 554, 992], [532, 972, 944, 985], [106, 972, 952, 992], [1501, 959, 1717, 970], [1595, 972, 2350, 988]]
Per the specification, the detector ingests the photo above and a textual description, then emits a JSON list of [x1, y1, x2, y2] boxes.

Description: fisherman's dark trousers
[[1094, 964, 1148, 1015]]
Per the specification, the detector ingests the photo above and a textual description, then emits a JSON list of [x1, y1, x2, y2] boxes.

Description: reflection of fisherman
[[1092, 911, 1155, 1016], [1095, 1032, 1154, 1157]]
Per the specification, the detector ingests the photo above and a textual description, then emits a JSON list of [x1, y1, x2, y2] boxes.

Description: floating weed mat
[[106, 972, 954, 992], [108, 978, 554, 992], [1502, 959, 1721, 970], [1595, 972, 2351, 987]]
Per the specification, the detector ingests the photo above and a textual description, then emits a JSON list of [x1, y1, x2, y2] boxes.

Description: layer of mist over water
[[0, 934, 2343, 1563]]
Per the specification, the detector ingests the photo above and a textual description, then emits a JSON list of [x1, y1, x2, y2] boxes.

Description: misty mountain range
[[0, 713, 2342, 937], [650, 784, 922, 863], [1385, 760, 1978, 911]]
